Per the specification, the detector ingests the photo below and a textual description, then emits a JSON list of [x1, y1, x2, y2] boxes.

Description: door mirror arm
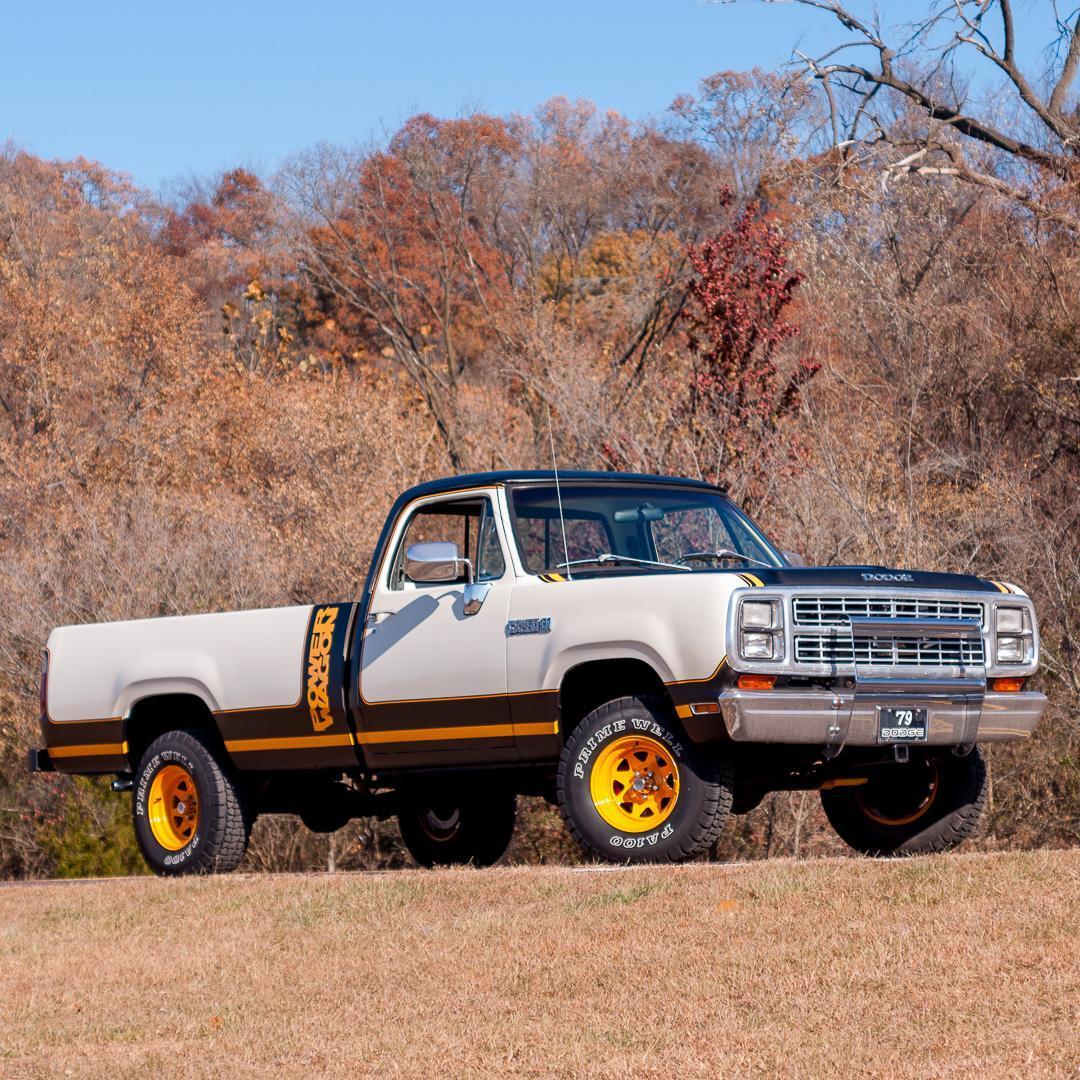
[[463, 581, 490, 617], [404, 541, 488, 614]]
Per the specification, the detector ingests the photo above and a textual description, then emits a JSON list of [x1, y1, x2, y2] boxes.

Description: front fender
[[506, 573, 737, 694], [544, 640, 677, 688]]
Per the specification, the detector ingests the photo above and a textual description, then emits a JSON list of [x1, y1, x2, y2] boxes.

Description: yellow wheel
[[147, 764, 200, 851], [559, 696, 733, 863], [821, 750, 987, 856], [135, 731, 250, 875], [856, 760, 940, 827], [589, 734, 679, 833]]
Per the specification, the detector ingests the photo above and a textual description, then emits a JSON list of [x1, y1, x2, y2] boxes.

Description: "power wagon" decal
[[307, 606, 339, 732]]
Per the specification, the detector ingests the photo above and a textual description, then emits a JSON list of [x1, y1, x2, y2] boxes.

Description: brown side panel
[[665, 658, 734, 744], [356, 694, 518, 769], [43, 717, 127, 775], [510, 690, 561, 761], [218, 602, 360, 771]]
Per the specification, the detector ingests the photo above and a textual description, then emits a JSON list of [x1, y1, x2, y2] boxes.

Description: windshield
[[507, 483, 784, 576]]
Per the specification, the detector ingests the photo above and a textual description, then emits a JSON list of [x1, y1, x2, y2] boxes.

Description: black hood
[[741, 566, 1008, 594]]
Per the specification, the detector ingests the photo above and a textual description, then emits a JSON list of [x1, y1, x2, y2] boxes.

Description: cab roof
[[400, 471, 725, 502]]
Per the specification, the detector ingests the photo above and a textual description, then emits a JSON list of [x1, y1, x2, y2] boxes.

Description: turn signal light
[[737, 674, 777, 691], [688, 701, 721, 716], [990, 677, 1026, 692]]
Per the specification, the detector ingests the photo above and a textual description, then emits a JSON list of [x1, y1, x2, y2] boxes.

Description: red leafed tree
[[679, 195, 819, 493]]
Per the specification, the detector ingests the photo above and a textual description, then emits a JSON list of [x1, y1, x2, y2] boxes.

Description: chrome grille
[[792, 595, 985, 628], [794, 634, 985, 667]]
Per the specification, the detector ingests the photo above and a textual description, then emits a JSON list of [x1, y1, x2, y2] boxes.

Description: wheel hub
[[419, 805, 463, 841], [147, 764, 200, 851], [589, 735, 679, 833], [856, 760, 940, 827]]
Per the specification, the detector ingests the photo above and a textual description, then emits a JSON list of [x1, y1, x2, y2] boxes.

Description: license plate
[[878, 707, 928, 742]]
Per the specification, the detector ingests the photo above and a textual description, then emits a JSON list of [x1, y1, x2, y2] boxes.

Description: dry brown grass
[[1, 849, 1077, 1078]]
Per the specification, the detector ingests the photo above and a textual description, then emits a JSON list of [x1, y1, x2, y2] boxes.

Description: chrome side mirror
[[404, 542, 468, 583], [782, 550, 807, 567]]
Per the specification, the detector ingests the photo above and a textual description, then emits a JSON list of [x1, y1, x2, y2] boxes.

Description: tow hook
[[894, 745, 910, 764], [111, 777, 134, 793]]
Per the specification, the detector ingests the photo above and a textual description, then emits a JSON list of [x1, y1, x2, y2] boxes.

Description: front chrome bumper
[[717, 689, 1048, 746]]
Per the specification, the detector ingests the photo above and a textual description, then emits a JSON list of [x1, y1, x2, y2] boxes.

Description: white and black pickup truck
[[29, 471, 1047, 874]]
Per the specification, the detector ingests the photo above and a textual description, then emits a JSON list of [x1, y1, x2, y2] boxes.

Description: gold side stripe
[[675, 705, 694, 720], [225, 734, 356, 753], [991, 580, 1009, 593], [50, 741, 128, 759], [513, 721, 560, 738], [357, 720, 558, 746], [226, 722, 560, 753], [741, 572, 765, 587]]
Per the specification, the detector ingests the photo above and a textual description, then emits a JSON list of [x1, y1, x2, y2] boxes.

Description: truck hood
[[738, 566, 1014, 594]]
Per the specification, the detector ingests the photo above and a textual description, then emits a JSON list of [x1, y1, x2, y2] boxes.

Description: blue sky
[[0, 1, 1049, 193]]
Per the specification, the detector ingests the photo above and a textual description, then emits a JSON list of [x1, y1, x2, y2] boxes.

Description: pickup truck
[[29, 471, 1047, 874]]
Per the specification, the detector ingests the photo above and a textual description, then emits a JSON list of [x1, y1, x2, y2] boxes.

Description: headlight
[[740, 631, 776, 660], [994, 605, 1031, 664], [996, 637, 1025, 662], [738, 597, 784, 661], [742, 600, 779, 629]]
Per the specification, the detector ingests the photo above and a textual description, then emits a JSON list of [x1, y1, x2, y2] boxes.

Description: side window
[[477, 507, 506, 581], [389, 497, 505, 589]]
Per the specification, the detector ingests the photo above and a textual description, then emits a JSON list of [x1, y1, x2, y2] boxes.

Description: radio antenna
[[547, 403, 572, 581]]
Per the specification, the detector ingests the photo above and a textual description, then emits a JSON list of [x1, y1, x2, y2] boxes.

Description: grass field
[[1, 850, 1078, 1078]]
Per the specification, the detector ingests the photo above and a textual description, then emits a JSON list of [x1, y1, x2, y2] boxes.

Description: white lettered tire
[[132, 730, 251, 876], [557, 696, 733, 863]]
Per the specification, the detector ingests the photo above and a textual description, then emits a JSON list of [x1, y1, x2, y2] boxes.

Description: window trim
[[383, 492, 510, 592], [505, 481, 784, 576]]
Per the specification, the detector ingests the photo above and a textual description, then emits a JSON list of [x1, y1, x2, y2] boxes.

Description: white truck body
[[28, 470, 1050, 873]]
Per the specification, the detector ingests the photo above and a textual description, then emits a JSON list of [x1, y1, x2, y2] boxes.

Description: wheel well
[[558, 659, 672, 738], [124, 693, 222, 771]]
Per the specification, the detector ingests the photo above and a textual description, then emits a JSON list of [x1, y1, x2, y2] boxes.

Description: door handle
[[365, 611, 393, 629]]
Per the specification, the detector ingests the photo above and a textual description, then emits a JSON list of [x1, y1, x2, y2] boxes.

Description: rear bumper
[[27, 747, 55, 772], [711, 689, 1047, 746]]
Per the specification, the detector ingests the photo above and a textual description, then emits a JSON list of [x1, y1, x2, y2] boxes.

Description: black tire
[[821, 748, 987, 857], [557, 695, 733, 864], [398, 790, 516, 867], [133, 730, 251, 875]]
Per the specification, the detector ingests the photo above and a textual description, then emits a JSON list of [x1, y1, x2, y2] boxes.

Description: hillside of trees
[[1, 2, 1076, 874]]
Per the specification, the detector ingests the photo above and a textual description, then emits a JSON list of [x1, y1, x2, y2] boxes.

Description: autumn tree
[[670, 68, 820, 199], [674, 196, 819, 495], [744, 0, 1080, 228], [281, 115, 520, 467]]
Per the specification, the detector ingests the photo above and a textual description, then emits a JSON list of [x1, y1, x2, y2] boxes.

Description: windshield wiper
[[556, 553, 691, 573], [676, 549, 774, 569]]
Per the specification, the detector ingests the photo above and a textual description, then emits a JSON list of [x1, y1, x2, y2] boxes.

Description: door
[[357, 492, 516, 765]]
